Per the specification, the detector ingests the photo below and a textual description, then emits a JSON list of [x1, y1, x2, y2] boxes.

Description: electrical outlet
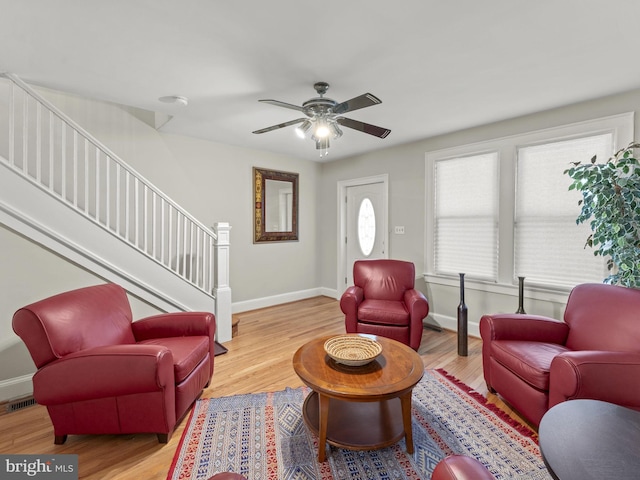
[[394, 226, 405, 234]]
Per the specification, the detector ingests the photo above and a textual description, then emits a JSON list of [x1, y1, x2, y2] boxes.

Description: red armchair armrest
[[340, 286, 364, 332], [404, 289, 429, 349], [32, 344, 174, 405], [403, 289, 429, 320], [131, 311, 215, 341], [549, 350, 640, 409], [480, 314, 570, 344]]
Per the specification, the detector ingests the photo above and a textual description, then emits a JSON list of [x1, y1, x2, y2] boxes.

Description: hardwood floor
[[0, 296, 533, 479]]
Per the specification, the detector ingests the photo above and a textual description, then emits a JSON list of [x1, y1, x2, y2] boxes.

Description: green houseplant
[[564, 141, 640, 288]]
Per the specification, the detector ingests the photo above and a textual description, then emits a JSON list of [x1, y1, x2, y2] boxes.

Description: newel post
[[213, 222, 232, 343]]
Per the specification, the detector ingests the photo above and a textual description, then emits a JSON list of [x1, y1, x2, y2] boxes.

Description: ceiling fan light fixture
[[316, 137, 330, 149], [316, 137, 330, 158], [295, 120, 312, 139], [315, 126, 330, 138], [314, 118, 330, 139], [329, 122, 343, 139]]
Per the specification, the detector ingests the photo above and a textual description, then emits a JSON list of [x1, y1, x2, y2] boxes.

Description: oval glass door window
[[358, 197, 376, 256]]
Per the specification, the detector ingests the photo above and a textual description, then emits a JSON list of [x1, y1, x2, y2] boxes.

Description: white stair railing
[[0, 73, 221, 297]]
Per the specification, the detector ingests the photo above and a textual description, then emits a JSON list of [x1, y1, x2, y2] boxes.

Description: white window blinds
[[515, 134, 611, 286], [434, 153, 499, 280]]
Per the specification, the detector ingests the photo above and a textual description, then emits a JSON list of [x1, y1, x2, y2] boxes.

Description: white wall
[[318, 87, 640, 334], [159, 134, 320, 306]]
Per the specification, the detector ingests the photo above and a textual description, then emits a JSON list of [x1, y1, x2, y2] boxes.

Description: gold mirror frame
[[253, 167, 299, 242]]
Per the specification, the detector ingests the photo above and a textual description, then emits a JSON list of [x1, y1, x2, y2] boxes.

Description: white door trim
[[336, 174, 389, 298]]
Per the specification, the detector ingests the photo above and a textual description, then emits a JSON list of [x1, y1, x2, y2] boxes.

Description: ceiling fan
[[252, 82, 391, 157]]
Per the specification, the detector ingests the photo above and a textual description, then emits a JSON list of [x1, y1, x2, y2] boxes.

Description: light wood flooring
[[0, 296, 534, 479]]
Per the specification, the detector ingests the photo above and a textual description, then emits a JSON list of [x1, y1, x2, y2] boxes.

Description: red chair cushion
[[357, 299, 409, 326], [138, 336, 210, 383], [491, 340, 569, 390]]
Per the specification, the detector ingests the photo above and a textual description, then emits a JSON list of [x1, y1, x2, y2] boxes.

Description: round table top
[[292, 334, 424, 400], [539, 399, 640, 480]]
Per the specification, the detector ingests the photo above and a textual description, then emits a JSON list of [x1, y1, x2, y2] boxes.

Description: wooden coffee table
[[292, 334, 424, 462]]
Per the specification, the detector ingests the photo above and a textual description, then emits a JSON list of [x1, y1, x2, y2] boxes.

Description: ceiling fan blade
[[259, 99, 305, 112], [336, 117, 391, 138], [252, 118, 306, 134], [333, 93, 382, 115]]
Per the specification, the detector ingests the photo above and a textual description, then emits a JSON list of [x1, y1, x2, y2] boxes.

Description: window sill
[[422, 273, 572, 304]]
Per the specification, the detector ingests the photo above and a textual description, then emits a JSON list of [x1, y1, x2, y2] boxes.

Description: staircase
[[0, 73, 232, 341]]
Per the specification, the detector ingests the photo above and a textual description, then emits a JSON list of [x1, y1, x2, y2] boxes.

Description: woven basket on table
[[324, 334, 382, 366]]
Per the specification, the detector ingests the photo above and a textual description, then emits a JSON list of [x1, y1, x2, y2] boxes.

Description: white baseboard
[[320, 287, 339, 300], [428, 313, 481, 339], [0, 374, 33, 402], [232, 287, 331, 313]]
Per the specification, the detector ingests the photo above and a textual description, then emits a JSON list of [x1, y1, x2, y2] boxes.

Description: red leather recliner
[[480, 283, 640, 427], [12, 283, 215, 444], [340, 259, 429, 350]]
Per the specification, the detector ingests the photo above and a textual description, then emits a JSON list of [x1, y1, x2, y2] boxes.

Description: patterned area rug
[[167, 369, 551, 479]]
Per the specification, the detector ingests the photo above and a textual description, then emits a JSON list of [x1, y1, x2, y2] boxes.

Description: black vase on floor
[[516, 276, 526, 314], [457, 273, 468, 356]]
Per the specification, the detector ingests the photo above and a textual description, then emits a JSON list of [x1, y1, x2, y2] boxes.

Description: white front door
[[342, 179, 388, 289]]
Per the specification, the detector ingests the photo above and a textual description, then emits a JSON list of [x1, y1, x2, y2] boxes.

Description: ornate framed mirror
[[253, 167, 299, 242]]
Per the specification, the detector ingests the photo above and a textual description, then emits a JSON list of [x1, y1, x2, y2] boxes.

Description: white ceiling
[[2, 0, 640, 162]]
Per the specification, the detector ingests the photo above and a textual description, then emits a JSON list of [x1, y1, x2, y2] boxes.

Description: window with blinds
[[425, 112, 633, 292], [515, 134, 611, 286], [434, 153, 499, 280]]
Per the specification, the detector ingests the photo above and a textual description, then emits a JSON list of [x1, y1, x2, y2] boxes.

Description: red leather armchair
[[480, 283, 640, 427], [340, 259, 429, 350], [12, 283, 215, 444]]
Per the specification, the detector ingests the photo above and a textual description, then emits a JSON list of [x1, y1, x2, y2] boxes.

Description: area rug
[[167, 369, 551, 480]]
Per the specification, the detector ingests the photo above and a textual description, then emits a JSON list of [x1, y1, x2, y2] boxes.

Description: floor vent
[[5, 396, 37, 413]]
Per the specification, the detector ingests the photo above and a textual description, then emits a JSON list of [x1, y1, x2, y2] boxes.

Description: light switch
[[394, 226, 405, 234]]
